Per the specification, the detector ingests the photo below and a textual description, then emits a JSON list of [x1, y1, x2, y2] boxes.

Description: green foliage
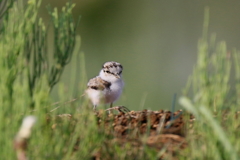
[[0, 0, 83, 159], [183, 8, 231, 112], [1, 1, 240, 159], [0, 1, 157, 159], [180, 8, 240, 160], [179, 98, 238, 160], [0, 0, 15, 25], [47, 3, 80, 90], [0, 0, 80, 109]]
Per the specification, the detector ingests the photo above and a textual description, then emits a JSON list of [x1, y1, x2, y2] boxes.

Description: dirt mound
[[94, 108, 193, 159], [53, 108, 194, 159]]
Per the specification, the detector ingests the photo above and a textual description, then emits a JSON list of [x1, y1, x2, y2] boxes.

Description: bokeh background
[[39, 0, 240, 110]]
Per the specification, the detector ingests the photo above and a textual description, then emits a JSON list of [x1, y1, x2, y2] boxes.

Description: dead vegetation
[[93, 109, 193, 159], [50, 108, 195, 159]]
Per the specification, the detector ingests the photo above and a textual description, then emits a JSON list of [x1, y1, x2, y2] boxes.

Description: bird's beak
[[115, 74, 121, 79]]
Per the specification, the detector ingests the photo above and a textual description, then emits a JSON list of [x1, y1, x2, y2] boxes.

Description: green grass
[[0, 2, 240, 160], [179, 8, 240, 160]]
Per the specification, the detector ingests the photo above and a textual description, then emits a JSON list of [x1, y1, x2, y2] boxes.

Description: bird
[[86, 61, 124, 110]]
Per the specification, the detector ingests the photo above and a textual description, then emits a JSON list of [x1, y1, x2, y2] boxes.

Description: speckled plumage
[[86, 61, 124, 110]]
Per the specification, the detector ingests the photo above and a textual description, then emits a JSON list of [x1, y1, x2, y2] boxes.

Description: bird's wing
[[87, 76, 111, 91]]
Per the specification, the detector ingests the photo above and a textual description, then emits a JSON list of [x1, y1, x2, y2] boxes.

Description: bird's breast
[[105, 80, 124, 103]]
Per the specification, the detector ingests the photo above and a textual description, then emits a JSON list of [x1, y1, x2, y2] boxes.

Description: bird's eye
[[91, 86, 98, 90], [106, 71, 110, 74]]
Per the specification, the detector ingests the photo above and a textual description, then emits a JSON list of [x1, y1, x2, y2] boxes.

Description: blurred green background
[[39, 0, 240, 110]]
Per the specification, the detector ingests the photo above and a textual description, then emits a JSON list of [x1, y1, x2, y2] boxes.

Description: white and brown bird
[[86, 61, 124, 110]]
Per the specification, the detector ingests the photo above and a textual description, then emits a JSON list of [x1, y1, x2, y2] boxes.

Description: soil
[[54, 108, 240, 159], [53, 107, 194, 159], [93, 108, 194, 160]]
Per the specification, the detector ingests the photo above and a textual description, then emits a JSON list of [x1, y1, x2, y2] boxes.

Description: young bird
[[86, 61, 124, 110]]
